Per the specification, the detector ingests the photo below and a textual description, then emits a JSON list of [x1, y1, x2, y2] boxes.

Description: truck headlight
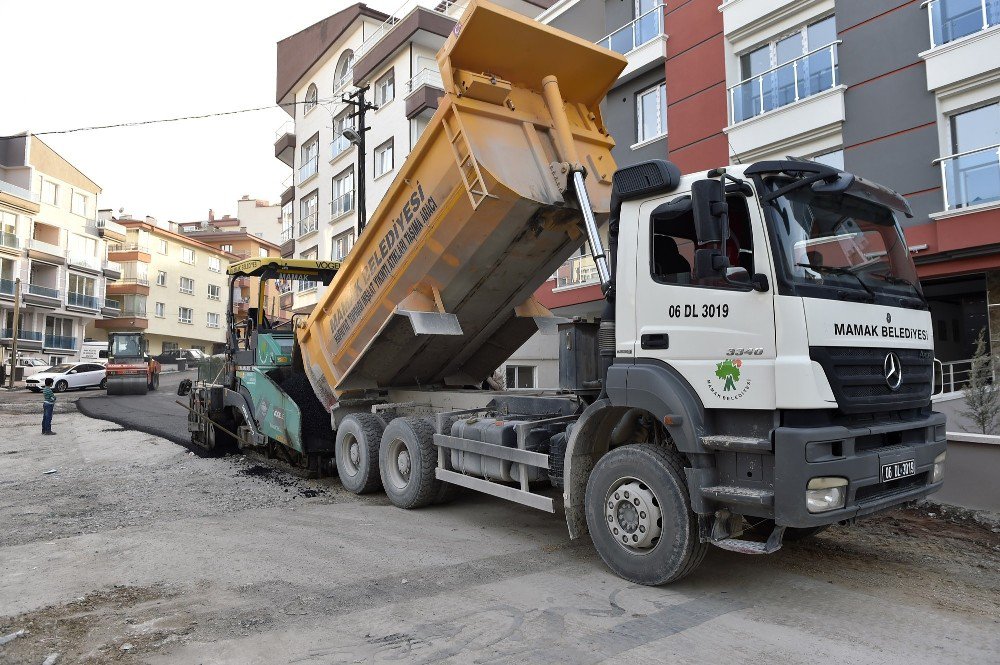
[[806, 477, 848, 513], [931, 451, 946, 484]]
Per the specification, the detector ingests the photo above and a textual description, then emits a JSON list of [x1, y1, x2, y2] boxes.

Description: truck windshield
[[110, 336, 141, 357], [762, 176, 924, 305]]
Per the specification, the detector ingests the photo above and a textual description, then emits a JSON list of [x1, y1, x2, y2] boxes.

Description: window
[[40, 179, 57, 205], [300, 134, 319, 182], [636, 81, 667, 143], [298, 248, 318, 291], [162, 341, 179, 352], [505, 365, 536, 389], [299, 192, 319, 235], [121, 294, 146, 316], [67, 274, 96, 308], [334, 50, 354, 93], [410, 115, 431, 149], [332, 110, 355, 159], [207, 312, 220, 328], [207, 284, 221, 300], [259, 247, 269, 258], [155, 302, 165, 318], [374, 69, 395, 107], [332, 230, 355, 260], [220, 244, 233, 253], [944, 102, 1000, 210], [71, 191, 87, 216], [732, 15, 838, 124], [650, 193, 755, 287], [332, 169, 354, 218], [181, 247, 195, 264], [178, 307, 193, 324], [930, 0, 1000, 47], [156, 270, 167, 287], [374, 139, 394, 178], [158, 239, 168, 254], [179, 277, 194, 294], [208, 256, 221, 272], [304, 83, 318, 114]]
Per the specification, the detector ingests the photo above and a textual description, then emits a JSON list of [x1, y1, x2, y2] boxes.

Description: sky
[[1, 0, 400, 223]]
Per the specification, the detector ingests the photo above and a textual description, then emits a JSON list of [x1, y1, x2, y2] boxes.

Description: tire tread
[[337, 413, 385, 494]]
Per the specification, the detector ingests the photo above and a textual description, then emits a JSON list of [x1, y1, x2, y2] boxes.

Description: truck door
[[632, 187, 777, 409]]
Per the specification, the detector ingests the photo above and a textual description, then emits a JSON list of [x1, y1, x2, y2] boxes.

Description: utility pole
[[342, 84, 377, 236], [8, 278, 21, 389]]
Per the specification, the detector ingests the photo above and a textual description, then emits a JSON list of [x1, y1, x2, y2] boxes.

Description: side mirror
[[693, 248, 729, 281], [692, 179, 728, 244]]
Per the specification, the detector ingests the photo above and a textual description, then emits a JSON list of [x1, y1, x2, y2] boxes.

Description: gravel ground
[[0, 406, 998, 664]]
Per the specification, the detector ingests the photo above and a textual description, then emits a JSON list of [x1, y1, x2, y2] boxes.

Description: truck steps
[[701, 485, 774, 506], [699, 435, 772, 453]]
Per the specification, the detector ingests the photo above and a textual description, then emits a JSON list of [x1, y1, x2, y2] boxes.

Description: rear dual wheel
[[379, 417, 441, 509], [335, 413, 385, 494]]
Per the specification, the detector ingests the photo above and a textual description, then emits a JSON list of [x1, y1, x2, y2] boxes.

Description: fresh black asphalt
[[76, 370, 196, 445]]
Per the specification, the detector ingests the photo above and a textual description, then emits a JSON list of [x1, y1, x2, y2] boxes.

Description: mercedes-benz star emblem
[[884, 352, 902, 391]]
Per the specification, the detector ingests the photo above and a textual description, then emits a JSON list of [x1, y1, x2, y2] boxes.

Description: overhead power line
[[0, 98, 341, 139]]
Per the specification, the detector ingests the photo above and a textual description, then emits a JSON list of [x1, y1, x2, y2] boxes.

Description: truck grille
[[810, 346, 932, 414]]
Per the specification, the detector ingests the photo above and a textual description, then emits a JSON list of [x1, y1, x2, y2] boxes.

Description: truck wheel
[[585, 443, 707, 585], [379, 417, 440, 509], [336, 413, 385, 494]]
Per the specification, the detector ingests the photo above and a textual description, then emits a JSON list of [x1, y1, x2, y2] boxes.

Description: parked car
[[151, 349, 207, 365], [25, 362, 107, 392], [16, 358, 51, 378]]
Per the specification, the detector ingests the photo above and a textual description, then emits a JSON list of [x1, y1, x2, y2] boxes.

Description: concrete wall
[[606, 67, 668, 166], [500, 330, 560, 389]]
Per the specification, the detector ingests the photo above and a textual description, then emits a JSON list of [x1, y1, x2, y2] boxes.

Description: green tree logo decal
[[715, 358, 742, 392]]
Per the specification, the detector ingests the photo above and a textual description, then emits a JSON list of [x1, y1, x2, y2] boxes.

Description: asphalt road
[[76, 369, 195, 444]]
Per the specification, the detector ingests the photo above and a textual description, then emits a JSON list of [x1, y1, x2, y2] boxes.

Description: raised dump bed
[[298, 0, 626, 406]]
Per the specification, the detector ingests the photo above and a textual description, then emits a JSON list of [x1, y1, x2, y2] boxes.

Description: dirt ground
[[1, 407, 998, 664]]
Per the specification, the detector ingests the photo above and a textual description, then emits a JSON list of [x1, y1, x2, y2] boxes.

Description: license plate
[[881, 460, 915, 482]]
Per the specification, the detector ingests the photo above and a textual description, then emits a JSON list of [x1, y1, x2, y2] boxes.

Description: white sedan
[[25, 362, 107, 393]]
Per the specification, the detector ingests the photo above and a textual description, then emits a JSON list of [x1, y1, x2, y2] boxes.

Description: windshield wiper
[[796, 263, 876, 301], [870, 271, 928, 305]]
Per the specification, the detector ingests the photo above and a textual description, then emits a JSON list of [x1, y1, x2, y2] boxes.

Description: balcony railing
[[555, 254, 600, 289], [927, 0, 1000, 47], [96, 218, 127, 237], [331, 133, 352, 160], [406, 68, 444, 94], [729, 42, 839, 125], [598, 4, 665, 55], [104, 298, 122, 311], [118, 308, 147, 318], [0, 278, 14, 296], [67, 291, 101, 309], [120, 277, 150, 287], [937, 143, 1000, 210], [357, 0, 467, 60], [331, 191, 355, 219], [67, 253, 102, 271], [26, 283, 60, 299], [44, 334, 77, 350], [333, 71, 353, 95], [275, 120, 294, 140], [109, 242, 149, 253], [104, 260, 122, 273], [1, 231, 19, 250], [298, 212, 319, 237], [29, 238, 64, 256], [281, 225, 294, 242], [0, 329, 43, 341], [298, 156, 319, 184], [0, 179, 36, 202]]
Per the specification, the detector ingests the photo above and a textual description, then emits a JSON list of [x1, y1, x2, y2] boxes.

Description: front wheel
[[54, 380, 68, 393], [99, 378, 108, 390], [585, 444, 707, 585]]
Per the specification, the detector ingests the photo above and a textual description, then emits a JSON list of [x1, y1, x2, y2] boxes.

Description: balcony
[[66, 291, 101, 311], [0, 231, 20, 255], [298, 212, 318, 238], [333, 71, 353, 95], [331, 191, 355, 220], [108, 243, 151, 263], [598, 5, 667, 83], [95, 312, 149, 331], [66, 253, 102, 273], [0, 328, 44, 349], [103, 260, 122, 278], [405, 68, 444, 119], [106, 278, 150, 296], [729, 42, 839, 125], [937, 143, 1000, 211], [96, 218, 127, 242], [23, 282, 61, 307], [275, 121, 296, 167], [298, 156, 319, 185], [554, 254, 600, 290], [356, 0, 464, 61], [44, 334, 77, 351], [928, 0, 999, 47], [354, 2, 458, 83], [102, 298, 122, 317], [0, 278, 14, 299], [280, 235, 295, 258], [331, 134, 353, 162], [922, 1, 1000, 91], [0, 179, 37, 204], [27, 238, 66, 264]]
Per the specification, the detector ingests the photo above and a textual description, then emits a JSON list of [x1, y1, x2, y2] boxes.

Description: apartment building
[[178, 223, 289, 325], [90, 215, 233, 354], [235, 196, 282, 244], [0, 134, 118, 367], [273, 0, 553, 314]]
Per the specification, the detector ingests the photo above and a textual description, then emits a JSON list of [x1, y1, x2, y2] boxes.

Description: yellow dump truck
[[184, 0, 946, 584]]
